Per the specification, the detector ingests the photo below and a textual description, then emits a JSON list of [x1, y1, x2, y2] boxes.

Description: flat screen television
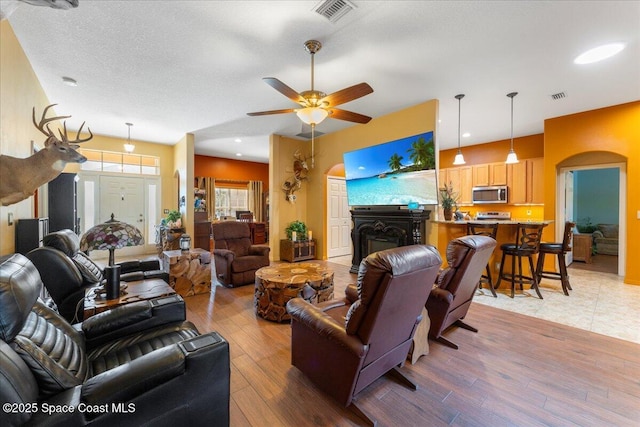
[[343, 131, 438, 207]]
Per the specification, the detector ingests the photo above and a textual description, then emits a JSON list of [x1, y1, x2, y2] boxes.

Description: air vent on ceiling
[[551, 91, 567, 100], [314, 0, 356, 23]]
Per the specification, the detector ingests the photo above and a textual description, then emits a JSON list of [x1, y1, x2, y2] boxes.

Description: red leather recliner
[[426, 235, 497, 349], [286, 244, 442, 425]]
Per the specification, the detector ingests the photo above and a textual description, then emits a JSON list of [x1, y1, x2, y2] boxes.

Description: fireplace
[[350, 208, 431, 273]]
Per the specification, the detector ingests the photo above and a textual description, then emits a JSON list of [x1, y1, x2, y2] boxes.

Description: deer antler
[[32, 104, 93, 144], [58, 120, 93, 144], [32, 104, 70, 138]]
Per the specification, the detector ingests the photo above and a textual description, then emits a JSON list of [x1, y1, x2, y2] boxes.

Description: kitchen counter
[[433, 219, 553, 225]]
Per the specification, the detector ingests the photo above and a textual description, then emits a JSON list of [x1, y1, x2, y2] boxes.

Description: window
[[78, 149, 160, 175], [215, 188, 248, 218]]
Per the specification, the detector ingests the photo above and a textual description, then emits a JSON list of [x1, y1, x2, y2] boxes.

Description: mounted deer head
[[0, 104, 92, 206]]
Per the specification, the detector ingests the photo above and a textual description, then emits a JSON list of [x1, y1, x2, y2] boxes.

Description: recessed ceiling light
[[234, 138, 242, 143], [62, 76, 78, 87], [236, 153, 242, 157], [574, 43, 625, 64], [462, 132, 470, 138]]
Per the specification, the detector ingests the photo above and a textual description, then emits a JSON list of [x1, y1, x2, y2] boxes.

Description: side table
[[163, 249, 213, 296], [84, 278, 176, 320], [572, 233, 593, 263], [280, 239, 316, 262]]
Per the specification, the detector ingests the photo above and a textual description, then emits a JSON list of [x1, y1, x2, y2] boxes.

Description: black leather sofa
[[26, 229, 168, 322], [0, 253, 230, 426]]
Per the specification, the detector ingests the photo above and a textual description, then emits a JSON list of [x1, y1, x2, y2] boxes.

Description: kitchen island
[[434, 219, 555, 280]]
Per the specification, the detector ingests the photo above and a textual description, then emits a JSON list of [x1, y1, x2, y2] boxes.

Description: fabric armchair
[[426, 235, 497, 349], [286, 244, 442, 425], [212, 221, 270, 287], [0, 253, 230, 427]]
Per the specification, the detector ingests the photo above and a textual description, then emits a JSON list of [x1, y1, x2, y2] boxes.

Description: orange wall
[[194, 155, 269, 191], [440, 134, 544, 166], [543, 101, 640, 285]]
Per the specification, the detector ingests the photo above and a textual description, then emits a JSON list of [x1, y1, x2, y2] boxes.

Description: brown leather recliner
[[426, 235, 497, 349], [286, 244, 442, 425], [212, 221, 270, 287]]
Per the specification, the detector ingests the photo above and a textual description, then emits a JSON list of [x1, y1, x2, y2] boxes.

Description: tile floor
[[328, 254, 640, 344]]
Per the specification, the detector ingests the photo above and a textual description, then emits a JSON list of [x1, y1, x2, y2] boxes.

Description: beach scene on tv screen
[[343, 131, 438, 206]]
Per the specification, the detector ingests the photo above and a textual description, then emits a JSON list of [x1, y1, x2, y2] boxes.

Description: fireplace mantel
[[350, 208, 431, 273]]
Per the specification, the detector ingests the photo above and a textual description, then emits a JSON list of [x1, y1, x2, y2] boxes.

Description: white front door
[[99, 176, 146, 259], [327, 177, 352, 258]]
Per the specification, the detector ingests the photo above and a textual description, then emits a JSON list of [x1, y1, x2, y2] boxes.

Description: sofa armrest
[[592, 230, 604, 239], [428, 287, 454, 305], [286, 298, 366, 356], [249, 245, 270, 257], [213, 248, 235, 261], [82, 295, 186, 348], [80, 332, 230, 425], [345, 283, 358, 303]]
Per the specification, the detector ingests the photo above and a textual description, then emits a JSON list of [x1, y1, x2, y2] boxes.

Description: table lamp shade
[[80, 213, 144, 265]]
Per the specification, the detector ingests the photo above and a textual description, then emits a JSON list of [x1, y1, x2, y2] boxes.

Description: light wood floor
[[182, 258, 640, 427]]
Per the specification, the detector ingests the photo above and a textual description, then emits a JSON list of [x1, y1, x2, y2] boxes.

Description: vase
[[443, 208, 453, 221]]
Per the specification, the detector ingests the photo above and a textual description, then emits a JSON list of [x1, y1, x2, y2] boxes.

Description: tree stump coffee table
[[254, 262, 334, 322]]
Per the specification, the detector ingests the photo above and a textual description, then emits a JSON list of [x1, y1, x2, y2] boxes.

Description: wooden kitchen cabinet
[[440, 166, 472, 205], [508, 157, 543, 204], [472, 162, 508, 187]]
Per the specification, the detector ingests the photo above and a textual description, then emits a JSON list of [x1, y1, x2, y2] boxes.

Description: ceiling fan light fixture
[[296, 107, 328, 125]]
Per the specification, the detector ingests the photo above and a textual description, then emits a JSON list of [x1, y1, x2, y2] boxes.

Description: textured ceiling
[[4, 0, 639, 163]]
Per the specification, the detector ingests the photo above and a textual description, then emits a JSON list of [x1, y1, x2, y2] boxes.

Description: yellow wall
[[0, 21, 51, 254], [173, 133, 194, 237], [0, 21, 190, 255], [544, 101, 640, 285], [271, 100, 439, 260]]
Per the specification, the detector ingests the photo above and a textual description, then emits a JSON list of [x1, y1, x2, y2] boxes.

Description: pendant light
[[123, 122, 135, 153], [505, 92, 519, 164], [452, 94, 466, 165]]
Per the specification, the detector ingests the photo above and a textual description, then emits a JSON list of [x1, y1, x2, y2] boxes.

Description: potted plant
[[285, 220, 307, 241], [439, 183, 459, 221], [162, 209, 183, 230]]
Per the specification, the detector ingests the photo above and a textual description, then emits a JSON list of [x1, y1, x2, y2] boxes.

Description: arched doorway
[[556, 152, 626, 276]]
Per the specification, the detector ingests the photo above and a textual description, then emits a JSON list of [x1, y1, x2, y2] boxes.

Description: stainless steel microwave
[[472, 186, 508, 204]]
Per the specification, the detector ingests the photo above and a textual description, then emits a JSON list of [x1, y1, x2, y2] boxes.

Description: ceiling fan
[[247, 40, 374, 126]]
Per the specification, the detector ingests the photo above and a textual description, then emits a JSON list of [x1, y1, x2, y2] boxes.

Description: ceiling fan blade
[[263, 77, 306, 105], [320, 83, 373, 107], [328, 108, 372, 124], [247, 108, 297, 117]]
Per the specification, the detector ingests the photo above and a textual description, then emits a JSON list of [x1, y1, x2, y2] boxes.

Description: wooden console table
[[572, 233, 593, 263], [280, 239, 316, 262]]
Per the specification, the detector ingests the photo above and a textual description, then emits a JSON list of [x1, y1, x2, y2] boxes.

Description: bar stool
[[495, 223, 546, 299], [535, 221, 575, 296], [466, 222, 499, 297]]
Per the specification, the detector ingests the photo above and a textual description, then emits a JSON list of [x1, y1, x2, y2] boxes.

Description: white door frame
[[556, 162, 626, 276]]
